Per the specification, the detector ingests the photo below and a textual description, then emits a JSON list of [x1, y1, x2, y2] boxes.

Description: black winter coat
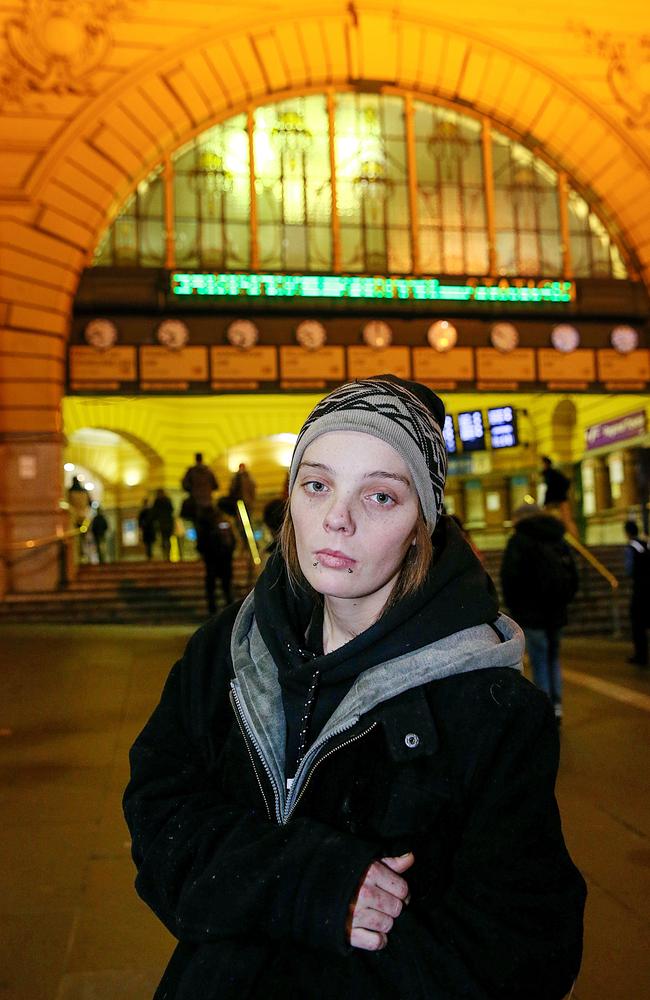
[[500, 515, 579, 630], [124, 525, 585, 1000]]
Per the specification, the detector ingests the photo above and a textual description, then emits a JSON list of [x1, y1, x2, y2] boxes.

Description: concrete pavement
[[0, 624, 648, 1000]]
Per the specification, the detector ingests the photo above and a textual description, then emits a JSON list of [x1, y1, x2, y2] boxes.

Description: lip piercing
[[347, 568, 353, 574], [312, 561, 318, 566]]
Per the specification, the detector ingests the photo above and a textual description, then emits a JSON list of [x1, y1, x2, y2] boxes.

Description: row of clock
[[83, 317, 641, 355]]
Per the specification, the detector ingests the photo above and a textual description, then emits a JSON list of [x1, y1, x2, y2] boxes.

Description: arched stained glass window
[[91, 89, 632, 281], [94, 167, 165, 266], [172, 114, 250, 270], [254, 95, 332, 271], [414, 104, 487, 274]]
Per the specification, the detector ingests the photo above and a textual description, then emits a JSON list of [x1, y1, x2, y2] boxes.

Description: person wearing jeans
[[501, 503, 578, 724], [522, 626, 563, 715]]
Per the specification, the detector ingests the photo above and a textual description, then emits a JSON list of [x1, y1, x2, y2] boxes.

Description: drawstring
[[295, 668, 321, 769]]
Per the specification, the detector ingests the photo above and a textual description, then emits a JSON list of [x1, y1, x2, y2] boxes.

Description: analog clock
[[296, 320, 327, 351], [157, 319, 189, 350], [610, 325, 638, 355], [84, 318, 118, 351], [490, 322, 519, 353], [227, 319, 259, 350], [362, 320, 393, 349], [427, 320, 457, 352], [551, 324, 580, 353]]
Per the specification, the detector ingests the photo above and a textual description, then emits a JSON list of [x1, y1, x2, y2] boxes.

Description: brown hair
[[279, 504, 433, 615]]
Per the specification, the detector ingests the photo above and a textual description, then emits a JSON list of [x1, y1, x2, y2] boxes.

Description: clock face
[[490, 322, 519, 353], [362, 320, 393, 349], [296, 320, 327, 351], [610, 325, 638, 355], [551, 324, 580, 353], [84, 318, 117, 351], [157, 319, 189, 350], [427, 320, 457, 352], [227, 319, 259, 350]]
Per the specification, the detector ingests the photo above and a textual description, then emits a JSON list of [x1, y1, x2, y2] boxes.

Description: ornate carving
[[0, 0, 137, 107], [575, 24, 650, 129]]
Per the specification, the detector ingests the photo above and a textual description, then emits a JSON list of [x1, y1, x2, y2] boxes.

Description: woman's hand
[[347, 852, 414, 951]]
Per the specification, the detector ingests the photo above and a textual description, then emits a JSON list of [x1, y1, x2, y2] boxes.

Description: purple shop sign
[[586, 410, 647, 450]]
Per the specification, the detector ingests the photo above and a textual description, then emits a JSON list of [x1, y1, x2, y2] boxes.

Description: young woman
[[124, 375, 586, 1000]]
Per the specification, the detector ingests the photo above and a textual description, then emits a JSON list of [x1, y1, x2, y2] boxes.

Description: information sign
[[476, 348, 536, 382], [412, 347, 474, 382], [346, 346, 411, 380], [280, 346, 345, 381], [487, 405, 518, 449], [458, 410, 486, 452]]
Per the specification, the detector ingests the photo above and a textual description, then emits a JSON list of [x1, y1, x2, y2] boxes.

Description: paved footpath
[[0, 625, 648, 1000]]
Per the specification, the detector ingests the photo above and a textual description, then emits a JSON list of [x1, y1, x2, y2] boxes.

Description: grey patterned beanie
[[288, 375, 448, 533]]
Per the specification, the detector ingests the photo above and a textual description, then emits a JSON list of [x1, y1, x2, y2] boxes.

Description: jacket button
[[404, 733, 420, 749]]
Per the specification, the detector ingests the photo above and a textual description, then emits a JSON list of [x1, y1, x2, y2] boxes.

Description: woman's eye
[[304, 481, 327, 494], [370, 492, 395, 506]]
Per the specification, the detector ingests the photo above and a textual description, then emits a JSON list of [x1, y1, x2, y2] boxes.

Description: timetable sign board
[[443, 415, 457, 454], [487, 406, 518, 449], [458, 410, 486, 452]]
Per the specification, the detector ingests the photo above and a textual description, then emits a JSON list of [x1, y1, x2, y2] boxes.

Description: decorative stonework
[[0, 0, 137, 107], [575, 24, 650, 129]]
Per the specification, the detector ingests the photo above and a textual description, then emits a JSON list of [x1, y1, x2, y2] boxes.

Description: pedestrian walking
[[623, 519, 650, 667], [90, 507, 109, 563], [181, 452, 218, 523], [541, 456, 577, 535], [501, 502, 579, 724], [125, 376, 585, 1000], [138, 497, 156, 560], [196, 501, 236, 614], [151, 488, 174, 561]]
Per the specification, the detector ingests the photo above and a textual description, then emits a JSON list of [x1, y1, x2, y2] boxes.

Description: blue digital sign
[[488, 406, 518, 449], [443, 414, 457, 454], [458, 410, 486, 452]]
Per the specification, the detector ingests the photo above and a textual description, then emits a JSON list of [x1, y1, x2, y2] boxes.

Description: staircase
[[0, 545, 632, 633], [0, 556, 256, 625]]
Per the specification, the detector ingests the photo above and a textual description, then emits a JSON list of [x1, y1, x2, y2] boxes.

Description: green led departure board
[[171, 272, 574, 305]]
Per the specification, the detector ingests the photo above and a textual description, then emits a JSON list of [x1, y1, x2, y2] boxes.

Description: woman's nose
[[323, 496, 354, 532]]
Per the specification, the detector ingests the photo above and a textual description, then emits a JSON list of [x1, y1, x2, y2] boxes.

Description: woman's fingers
[[349, 926, 388, 951], [357, 881, 404, 918], [351, 906, 394, 934], [381, 851, 415, 874]]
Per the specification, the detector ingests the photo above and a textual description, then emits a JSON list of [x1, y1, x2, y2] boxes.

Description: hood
[[515, 513, 566, 543], [229, 596, 524, 824], [253, 515, 500, 696]]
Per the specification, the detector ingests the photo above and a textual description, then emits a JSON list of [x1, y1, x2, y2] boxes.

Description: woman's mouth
[[315, 549, 357, 570]]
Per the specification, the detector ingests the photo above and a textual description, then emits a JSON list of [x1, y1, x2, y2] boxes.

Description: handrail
[[0, 519, 91, 555], [236, 500, 261, 566], [565, 533, 619, 590]]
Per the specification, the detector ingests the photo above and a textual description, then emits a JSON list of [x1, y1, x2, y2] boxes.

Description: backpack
[[198, 516, 235, 563], [535, 539, 578, 607]]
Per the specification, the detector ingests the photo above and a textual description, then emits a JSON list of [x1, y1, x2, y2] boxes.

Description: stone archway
[[3, 2, 650, 591]]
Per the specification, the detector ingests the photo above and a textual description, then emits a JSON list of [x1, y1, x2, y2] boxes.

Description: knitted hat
[[288, 375, 447, 532]]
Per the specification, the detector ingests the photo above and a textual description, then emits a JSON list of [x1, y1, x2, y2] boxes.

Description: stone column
[[620, 448, 641, 508], [0, 433, 67, 595], [592, 456, 612, 513]]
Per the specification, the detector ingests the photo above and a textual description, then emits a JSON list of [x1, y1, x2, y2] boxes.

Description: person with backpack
[[181, 452, 218, 524], [623, 519, 650, 667], [501, 502, 579, 725], [196, 500, 236, 614]]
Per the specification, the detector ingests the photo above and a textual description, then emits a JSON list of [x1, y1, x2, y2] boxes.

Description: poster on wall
[[346, 346, 411, 380], [279, 346, 345, 387], [69, 346, 137, 390], [412, 347, 474, 385], [210, 346, 278, 390], [139, 346, 209, 390]]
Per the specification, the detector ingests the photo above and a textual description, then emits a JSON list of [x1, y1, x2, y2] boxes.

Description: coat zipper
[[229, 689, 282, 823], [286, 721, 378, 821]]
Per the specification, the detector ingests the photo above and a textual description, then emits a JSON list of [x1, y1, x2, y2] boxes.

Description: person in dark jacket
[[151, 488, 174, 561], [90, 506, 109, 563], [501, 502, 579, 724], [182, 453, 218, 522], [623, 519, 650, 667], [124, 376, 585, 1000], [138, 497, 156, 560], [196, 500, 236, 614]]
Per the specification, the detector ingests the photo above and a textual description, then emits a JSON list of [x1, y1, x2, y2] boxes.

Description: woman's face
[[290, 431, 420, 604]]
